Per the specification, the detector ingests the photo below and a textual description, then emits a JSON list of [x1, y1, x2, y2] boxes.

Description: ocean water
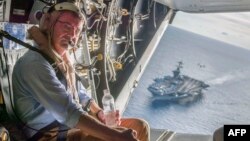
[[123, 12, 250, 135]]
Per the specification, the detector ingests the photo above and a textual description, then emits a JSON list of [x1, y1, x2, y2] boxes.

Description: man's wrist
[[83, 99, 93, 112]]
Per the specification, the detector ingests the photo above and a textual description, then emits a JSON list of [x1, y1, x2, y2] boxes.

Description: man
[[12, 2, 149, 141]]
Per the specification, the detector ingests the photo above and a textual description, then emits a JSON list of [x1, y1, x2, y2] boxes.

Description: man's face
[[52, 12, 84, 55]]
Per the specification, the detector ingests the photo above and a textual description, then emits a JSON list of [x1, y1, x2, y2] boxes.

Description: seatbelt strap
[[0, 29, 55, 65]]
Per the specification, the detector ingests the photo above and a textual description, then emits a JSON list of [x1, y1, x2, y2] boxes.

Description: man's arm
[[75, 113, 137, 141]]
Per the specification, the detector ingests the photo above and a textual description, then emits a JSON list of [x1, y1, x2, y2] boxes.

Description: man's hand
[[96, 110, 121, 125], [95, 110, 105, 123]]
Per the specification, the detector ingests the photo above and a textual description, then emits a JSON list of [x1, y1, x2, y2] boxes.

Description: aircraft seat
[[0, 48, 28, 141]]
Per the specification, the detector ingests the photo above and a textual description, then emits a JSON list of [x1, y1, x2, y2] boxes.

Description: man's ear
[[39, 13, 50, 31]]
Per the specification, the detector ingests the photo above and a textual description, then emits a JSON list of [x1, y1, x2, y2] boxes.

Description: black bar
[[224, 125, 250, 141]]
